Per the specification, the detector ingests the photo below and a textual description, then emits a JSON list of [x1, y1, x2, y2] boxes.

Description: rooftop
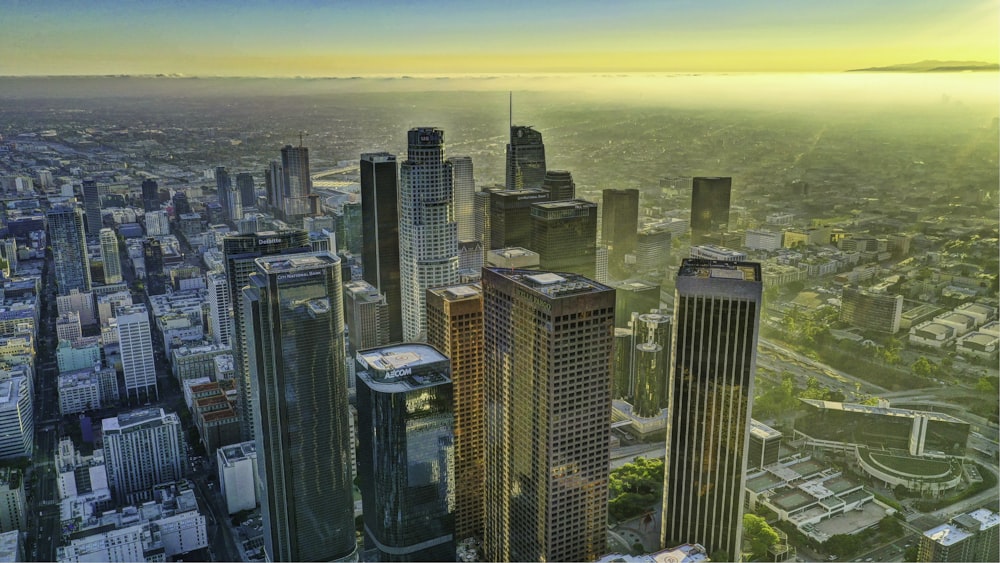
[[102, 407, 174, 432], [925, 523, 971, 547], [255, 251, 337, 273], [429, 283, 482, 301], [750, 419, 782, 440], [677, 259, 759, 282], [799, 398, 967, 424], [357, 344, 447, 371], [219, 441, 257, 464]]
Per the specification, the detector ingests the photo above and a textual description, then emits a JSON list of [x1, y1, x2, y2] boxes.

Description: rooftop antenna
[[509, 91, 512, 131], [298, 131, 308, 147]]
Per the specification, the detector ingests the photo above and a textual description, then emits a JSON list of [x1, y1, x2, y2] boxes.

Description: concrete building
[[102, 408, 185, 504], [56, 289, 96, 327], [482, 268, 614, 562], [689, 244, 747, 262], [745, 228, 783, 251], [0, 378, 32, 460], [217, 441, 259, 515], [0, 529, 23, 562], [144, 209, 170, 236], [58, 366, 118, 415], [343, 280, 389, 391], [449, 155, 476, 241], [919, 508, 999, 562], [56, 311, 82, 342], [747, 419, 783, 471], [54, 438, 109, 500], [116, 304, 158, 402], [426, 284, 484, 544], [485, 246, 539, 270], [171, 342, 231, 384], [99, 228, 123, 284], [398, 127, 459, 340], [0, 468, 26, 533], [205, 270, 231, 347], [840, 287, 904, 334], [356, 344, 455, 561]]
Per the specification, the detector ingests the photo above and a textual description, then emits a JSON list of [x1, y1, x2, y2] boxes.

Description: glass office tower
[[661, 259, 762, 561], [243, 252, 357, 562], [356, 344, 454, 562]]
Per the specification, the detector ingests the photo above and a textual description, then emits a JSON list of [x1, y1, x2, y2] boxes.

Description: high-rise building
[[840, 287, 904, 334], [918, 508, 999, 562], [632, 312, 671, 418], [341, 202, 363, 255], [215, 167, 232, 221], [355, 344, 455, 561], [530, 199, 597, 278], [206, 271, 231, 347], [343, 280, 390, 389], [265, 160, 284, 213], [0, 378, 32, 461], [661, 259, 762, 560], [746, 419, 782, 471], [636, 226, 672, 271], [482, 268, 613, 562], [690, 177, 732, 245], [141, 179, 160, 213], [541, 169, 576, 200], [614, 279, 661, 328], [505, 126, 546, 190], [116, 304, 158, 403], [81, 179, 103, 237], [47, 204, 92, 295], [243, 252, 356, 562], [99, 228, 123, 284], [398, 127, 458, 340], [426, 284, 484, 544], [360, 152, 404, 343], [449, 155, 476, 241], [236, 172, 255, 212], [281, 144, 316, 219], [222, 230, 310, 441], [613, 327, 634, 401], [0, 467, 27, 533], [172, 191, 191, 216], [601, 188, 639, 276], [489, 188, 550, 250], [102, 408, 184, 504]]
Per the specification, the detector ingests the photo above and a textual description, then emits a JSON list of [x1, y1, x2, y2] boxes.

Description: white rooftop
[[525, 272, 566, 285]]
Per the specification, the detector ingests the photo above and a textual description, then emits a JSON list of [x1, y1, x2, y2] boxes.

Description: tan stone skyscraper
[[426, 284, 485, 544], [482, 267, 614, 562]]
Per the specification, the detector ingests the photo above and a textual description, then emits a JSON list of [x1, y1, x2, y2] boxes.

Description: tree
[[911, 356, 938, 378], [825, 534, 861, 557], [878, 515, 903, 537], [743, 514, 780, 560]]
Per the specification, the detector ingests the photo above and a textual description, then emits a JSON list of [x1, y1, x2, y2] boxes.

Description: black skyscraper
[[601, 188, 639, 275], [489, 188, 549, 250], [172, 192, 191, 216], [530, 199, 597, 278], [81, 179, 103, 237], [360, 152, 403, 343], [505, 125, 546, 190], [541, 169, 576, 201], [216, 167, 232, 220], [690, 176, 732, 245], [236, 172, 255, 210], [141, 179, 159, 212]]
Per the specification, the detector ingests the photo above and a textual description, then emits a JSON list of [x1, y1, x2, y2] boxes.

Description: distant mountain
[[848, 60, 999, 72]]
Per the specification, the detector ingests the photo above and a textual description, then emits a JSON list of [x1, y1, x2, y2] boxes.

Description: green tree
[[743, 514, 780, 560], [904, 546, 918, 562], [911, 356, 938, 378], [825, 534, 861, 557], [878, 515, 903, 537]]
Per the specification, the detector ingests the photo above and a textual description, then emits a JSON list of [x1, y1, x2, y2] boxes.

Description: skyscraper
[[505, 125, 546, 190], [81, 179, 103, 237], [661, 259, 762, 560], [47, 204, 92, 296], [482, 267, 614, 562], [216, 167, 232, 221], [614, 279, 661, 328], [398, 127, 458, 340], [265, 160, 284, 213], [141, 179, 159, 212], [343, 280, 390, 389], [530, 199, 598, 278], [426, 284, 484, 544], [243, 252, 356, 562], [601, 188, 640, 276], [206, 271, 232, 347], [236, 172, 255, 211], [116, 304, 158, 403], [355, 344, 455, 561], [99, 228, 122, 284], [489, 188, 550, 250], [341, 201, 363, 255], [222, 230, 310, 441], [541, 169, 576, 200], [360, 152, 404, 343], [281, 144, 316, 219], [102, 408, 184, 504], [690, 177, 733, 245], [632, 312, 671, 418], [449, 155, 476, 241]]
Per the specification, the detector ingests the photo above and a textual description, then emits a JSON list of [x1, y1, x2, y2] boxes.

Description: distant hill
[[848, 60, 999, 72]]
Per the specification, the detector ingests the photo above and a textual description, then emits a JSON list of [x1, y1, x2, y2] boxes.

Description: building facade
[[360, 152, 404, 343], [661, 259, 762, 560], [243, 252, 356, 562], [505, 125, 546, 190], [482, 268, 614, 562], [99, 228, 123, 284], [116, 304, 158, 403], [398, 128, 459, 340], [690, 177, 732, 245], [48, 204, 92, 295], [102, 408, 185, 504], [601, 188, 639, 275], [356, 344, 455, 561], [426, 284, 485, 544], [530, 199, 598, 278], [449, 155, 476, 241]]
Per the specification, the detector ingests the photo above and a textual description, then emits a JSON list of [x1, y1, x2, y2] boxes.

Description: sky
[[1, 0, 996, 76]]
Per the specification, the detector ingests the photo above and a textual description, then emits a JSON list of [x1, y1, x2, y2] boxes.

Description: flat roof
[[925, 523, 971, 546], [750, 419, 782, 440], [967, 508, 1000, 531], [799, 398, 966, 424], [357, 344, 447, 371], [677, 259, 759, 282], [433, 284, 481, 300], [102, 407, 170, 432], [255, 252, 337, 272]]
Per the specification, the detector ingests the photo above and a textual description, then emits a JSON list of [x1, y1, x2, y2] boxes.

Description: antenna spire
[[509, 91, 512, 131]]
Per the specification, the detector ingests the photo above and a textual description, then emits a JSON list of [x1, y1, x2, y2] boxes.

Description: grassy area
[[867, 453, 952, 477], [915, 462, 998, 511]]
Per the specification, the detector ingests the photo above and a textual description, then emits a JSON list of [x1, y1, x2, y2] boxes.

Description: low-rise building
[[56, 337, 101, 374], [909, 321, 956, 348], [217, 441, 260, 515], [956, 331, 999, 360], [171, 342, 231, 383], [689, 244, 747, 262]]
